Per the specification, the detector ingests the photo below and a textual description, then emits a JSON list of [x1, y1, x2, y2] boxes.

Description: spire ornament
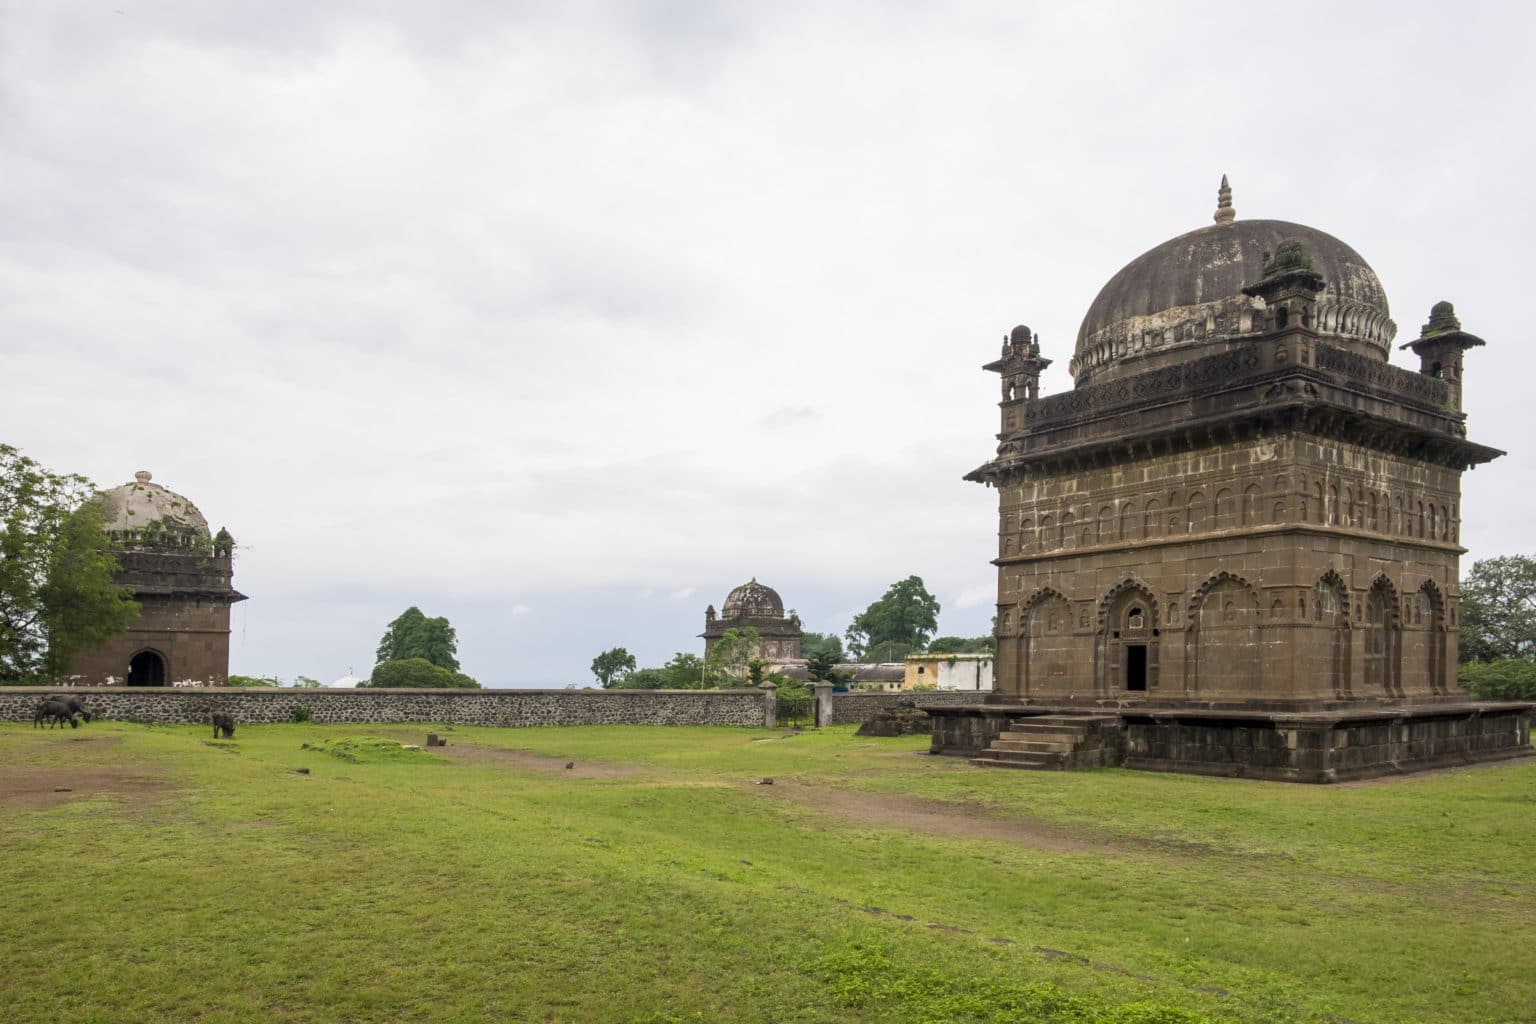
[[1213, 174, 1235, 224]]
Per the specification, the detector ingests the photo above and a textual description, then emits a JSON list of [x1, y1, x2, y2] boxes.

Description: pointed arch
[[1021, 586, 1073, 697], [1120, 500, 1139, 541], [1242, 483, 1263, 525], [1417, 579, 1448, 695], [1365, 573, 1402, 697], [1316, 570, 1352, 698], [1214, 487, 1235, 529], [1021, 585, 1070, 612], [1096, 578, 1159, 630], [1187, 571, 1261, 696], [1187, 571, 1261, 626]]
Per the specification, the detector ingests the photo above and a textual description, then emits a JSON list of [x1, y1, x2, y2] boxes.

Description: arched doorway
[[1101, 583, 1159, 695], [128, 650, 167, 687]]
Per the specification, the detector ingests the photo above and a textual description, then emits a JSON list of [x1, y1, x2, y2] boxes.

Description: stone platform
[[928, 700, 1534, 783]]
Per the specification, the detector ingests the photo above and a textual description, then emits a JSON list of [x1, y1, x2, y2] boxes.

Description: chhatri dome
[[1070, 176, 1396, 386], [97, 470, 219, 549], [721, 578, 785, 619]]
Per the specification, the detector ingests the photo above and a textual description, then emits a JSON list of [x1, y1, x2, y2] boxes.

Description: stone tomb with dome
[[65, 471, 245, 687], [927, 179, 1533, 781], [702, 579, 804, 668]]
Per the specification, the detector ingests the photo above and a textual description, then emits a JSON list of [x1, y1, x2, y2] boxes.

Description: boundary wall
[[2, 687, 774, 728], [5, 686, 981, 730]]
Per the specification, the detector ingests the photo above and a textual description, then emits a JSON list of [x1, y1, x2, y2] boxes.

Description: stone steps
[[974, 714, 1121, 772]]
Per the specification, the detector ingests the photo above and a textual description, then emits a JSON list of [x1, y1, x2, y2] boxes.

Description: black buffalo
[[210, 712, 236, 739], [46, 695, 93, 723], [33, 699, 80, 729]]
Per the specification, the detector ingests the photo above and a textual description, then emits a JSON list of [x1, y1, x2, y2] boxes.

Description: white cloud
[[3, 1, 1531, 682]]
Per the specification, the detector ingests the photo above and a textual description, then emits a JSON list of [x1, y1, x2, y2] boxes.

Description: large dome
[[98, 470, 211, 547], [721, 578, 784, 619], [1071, 181, 1396, 385]]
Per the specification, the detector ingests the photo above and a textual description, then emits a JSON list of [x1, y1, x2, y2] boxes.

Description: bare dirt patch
[[433, 743, 643, 779], [753, 781, 1110, 853], [0, 756, 173, 812]]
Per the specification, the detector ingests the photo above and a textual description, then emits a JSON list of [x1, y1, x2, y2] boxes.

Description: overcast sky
[[3, 2, 1532, 686]]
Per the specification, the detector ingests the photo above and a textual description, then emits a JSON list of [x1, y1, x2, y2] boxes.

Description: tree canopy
[[799, 631, 845, 662], [365, 658, 480, 689], [591, 647, 637, 688], [1, 445, 138, 681], [1459, 555, 1536, 663], [706, 627, 760, 686], [844, 576, 940, 660], [609, 651, 707, 690], [375, 607, 460, 671], [927, 635, 996, 655]]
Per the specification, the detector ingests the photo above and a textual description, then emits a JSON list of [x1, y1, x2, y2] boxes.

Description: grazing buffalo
[[33, 699, 80, 729], [46, 695, 93, 723], [211, 711, 236, 739]]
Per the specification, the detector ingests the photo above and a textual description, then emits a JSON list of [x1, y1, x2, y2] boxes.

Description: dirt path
[[0, 739, 172, 811], [432, 742, 644, 779], [749, 779, 1109, 853]]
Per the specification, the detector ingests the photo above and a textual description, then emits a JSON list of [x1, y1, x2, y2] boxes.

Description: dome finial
[[135, 470, 152, 484], [1213, 174, 1235, 225]]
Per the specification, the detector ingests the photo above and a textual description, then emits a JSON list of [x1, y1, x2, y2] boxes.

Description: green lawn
[[2, 722, 1532, 1023]]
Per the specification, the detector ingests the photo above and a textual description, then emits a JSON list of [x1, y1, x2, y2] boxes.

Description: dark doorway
[[128, 650, 167, 687], [1126, 644, 1148, 691]]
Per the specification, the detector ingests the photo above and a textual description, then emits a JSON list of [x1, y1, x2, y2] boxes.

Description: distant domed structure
[[66, 471, 245, 687], [702, 578, 803, 666]]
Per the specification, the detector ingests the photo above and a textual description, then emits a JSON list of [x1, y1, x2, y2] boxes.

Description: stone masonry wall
[[828, 690, 983, 726], [2, 687, 772, 728]]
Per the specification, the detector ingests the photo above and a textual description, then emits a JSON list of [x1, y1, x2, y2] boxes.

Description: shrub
[[1459, 658, 1536, 701], [291, 705, 313, 723], [227, 674, 282, 688]]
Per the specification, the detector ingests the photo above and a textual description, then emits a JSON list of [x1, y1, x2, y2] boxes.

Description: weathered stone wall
[[992, 431, 1466, 704], [1122, 705, 1533, 783], [1, 687, 772, 728], [827, 690, 982, 726]]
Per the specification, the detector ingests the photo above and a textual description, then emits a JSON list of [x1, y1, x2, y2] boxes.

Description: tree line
[[7, 442, 1534, 698], [591, 575, 996, 691]]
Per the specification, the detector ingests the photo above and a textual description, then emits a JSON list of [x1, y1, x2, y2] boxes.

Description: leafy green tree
[[862, 640, 917, 663], [1459, 555, 1536, 663], [1458, 658, 1536, 701], [805, 647, 851, 684], [1, 445, 138, 681], [663, 651, 705, 689], [706, 627, 760, 686], [927, 635, 997, 655], [844, 576, 940, 660], [375, 607, 461, 671], [591, 647, 638, 688], [799, 631, 845, 662], [611, 667, 669, 689], [292, 675, 325, 688], [365, 658, 480, 689]]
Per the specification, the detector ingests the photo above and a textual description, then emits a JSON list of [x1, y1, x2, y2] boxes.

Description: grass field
[[2, 721, 1532, 1024]]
